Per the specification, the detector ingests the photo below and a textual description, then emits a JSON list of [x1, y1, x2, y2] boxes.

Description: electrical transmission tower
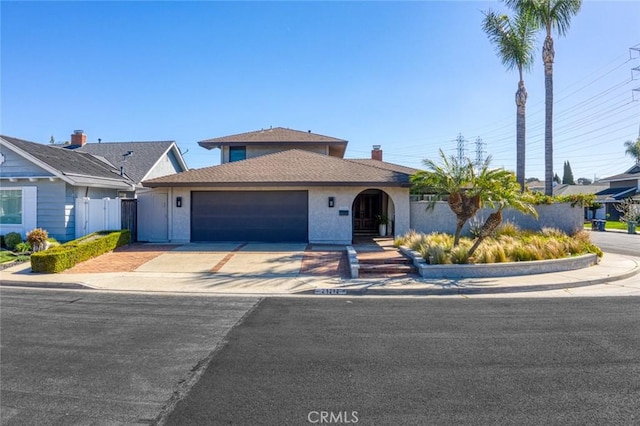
[[475, 136, 485, 167], [456, 133, 467, 163], [631, 45, 640, 101]]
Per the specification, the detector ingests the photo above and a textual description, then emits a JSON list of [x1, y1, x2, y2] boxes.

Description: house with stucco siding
[[142, 127, 417, 244]]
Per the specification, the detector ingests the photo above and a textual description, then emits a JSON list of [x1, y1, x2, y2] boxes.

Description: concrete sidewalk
[[1, 251, 638, 296]]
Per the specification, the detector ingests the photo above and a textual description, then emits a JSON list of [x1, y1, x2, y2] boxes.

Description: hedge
[[30, 230, 130, 273]]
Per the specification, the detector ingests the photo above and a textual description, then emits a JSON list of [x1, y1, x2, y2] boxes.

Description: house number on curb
[[314, 288, 348, 295]]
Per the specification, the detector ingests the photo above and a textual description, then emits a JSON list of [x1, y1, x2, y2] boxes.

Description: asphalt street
[[166, 297, 640, 426], [590, 230, 640, 257], [0, 288, 259, 425]]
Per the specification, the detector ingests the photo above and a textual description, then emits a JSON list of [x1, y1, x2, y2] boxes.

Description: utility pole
[[456, 133, 467, 164]]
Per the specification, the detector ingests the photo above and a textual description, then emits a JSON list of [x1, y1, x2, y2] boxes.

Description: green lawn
[[0, 250, 17, 264], [584, 220, 630, 231]]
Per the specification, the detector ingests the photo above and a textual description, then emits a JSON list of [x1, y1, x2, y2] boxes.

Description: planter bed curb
[[399, 246, 599, 279]]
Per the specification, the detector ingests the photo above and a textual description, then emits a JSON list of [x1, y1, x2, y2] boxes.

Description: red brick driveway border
[[63, 244, 180, 274], [300, 246, 350, 279]]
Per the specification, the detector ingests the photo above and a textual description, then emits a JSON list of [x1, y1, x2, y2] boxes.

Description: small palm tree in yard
[[411, 150, 530, 248], [482, 8, 536, 191], [411, 151, 481, 247], [466, 171, 538, 261]]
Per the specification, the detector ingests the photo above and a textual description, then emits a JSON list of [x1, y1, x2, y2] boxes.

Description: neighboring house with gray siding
[[0, 132, 187, 242], [595, 164, 640, 221]]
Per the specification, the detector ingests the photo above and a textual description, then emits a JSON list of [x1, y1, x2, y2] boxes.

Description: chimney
[[371, 145, 382, 161], [70, 130, 87, 147]]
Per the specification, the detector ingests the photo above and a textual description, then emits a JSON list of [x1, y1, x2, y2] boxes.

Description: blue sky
[[2, 1, 639, 182]]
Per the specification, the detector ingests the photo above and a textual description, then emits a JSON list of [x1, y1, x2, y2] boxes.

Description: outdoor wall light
[[328, 197, 335, 208], [176, 196, 182, 208]]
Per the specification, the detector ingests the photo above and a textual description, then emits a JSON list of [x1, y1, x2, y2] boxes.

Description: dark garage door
[[191, 191, 308, 242]]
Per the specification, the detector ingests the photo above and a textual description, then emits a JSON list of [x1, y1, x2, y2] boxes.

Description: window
[[0, 190, 22, 224], [229, 146, 246, 162]]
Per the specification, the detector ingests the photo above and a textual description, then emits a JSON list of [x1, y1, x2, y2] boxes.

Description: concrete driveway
[[136, 243, 308, 276], [36, 242, 349, 294]]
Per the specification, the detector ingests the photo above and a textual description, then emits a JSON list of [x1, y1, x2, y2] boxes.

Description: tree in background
[[507, 0, 582, 196], [553, 173, 561, 184], [576, 177, 592, 185], [482, 7, 536, 191], [562, 161, 575, 184], [624, 137, 640, 165]]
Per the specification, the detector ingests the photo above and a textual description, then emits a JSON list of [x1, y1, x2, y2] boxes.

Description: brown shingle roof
[[143, 149, 411, 188], [198, 127, 347, 147], [347, 159, 420, 176]]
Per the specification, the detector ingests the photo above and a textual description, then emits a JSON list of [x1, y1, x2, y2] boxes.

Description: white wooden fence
[[75, 197, 121, 238]]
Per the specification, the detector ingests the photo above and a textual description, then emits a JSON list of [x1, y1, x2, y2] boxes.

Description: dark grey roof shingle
[[1, 135, 130, 182], [199, 127, 347, 146]]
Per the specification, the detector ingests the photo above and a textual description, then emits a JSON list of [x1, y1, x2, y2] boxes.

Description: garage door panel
[[191, 191, 308, 242]]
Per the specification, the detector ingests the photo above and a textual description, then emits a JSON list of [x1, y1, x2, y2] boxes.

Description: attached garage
[[191, 191, 308, 242]]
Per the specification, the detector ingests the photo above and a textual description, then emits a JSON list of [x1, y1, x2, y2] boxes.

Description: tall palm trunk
[[543, 32, 555, 196], [516, 71, 527, 191]]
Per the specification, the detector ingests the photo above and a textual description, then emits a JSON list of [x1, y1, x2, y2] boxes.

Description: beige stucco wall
[[144, 185, 410, 244], [410, 201, 584, 236]]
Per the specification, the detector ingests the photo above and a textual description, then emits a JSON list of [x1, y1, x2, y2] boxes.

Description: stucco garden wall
[[410, 201, 584, 236], [148, 185, 410, 244]]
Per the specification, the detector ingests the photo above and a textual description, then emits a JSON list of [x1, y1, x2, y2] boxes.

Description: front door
[[353, 193, 381, 233]]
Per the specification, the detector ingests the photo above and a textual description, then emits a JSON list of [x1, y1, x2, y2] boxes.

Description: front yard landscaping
[[395, 225, 603, 265]]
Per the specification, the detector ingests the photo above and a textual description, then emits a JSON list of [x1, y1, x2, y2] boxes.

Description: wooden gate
[[121, 199, 138, 242]]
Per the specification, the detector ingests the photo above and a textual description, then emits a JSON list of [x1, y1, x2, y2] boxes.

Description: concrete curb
[[346, 246, 359, 278], [308, 264, 640, 296], [0, 280, 94, 290], [399, 246, 599, 279]]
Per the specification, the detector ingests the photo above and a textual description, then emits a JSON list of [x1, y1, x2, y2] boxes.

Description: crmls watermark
[[307, 411, 359, 424]]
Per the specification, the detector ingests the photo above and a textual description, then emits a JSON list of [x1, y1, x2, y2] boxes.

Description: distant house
[[0, 131, 187, 241], [552, 183, 609, 219], [596, 164, 640, 221], [142, 127, 417, 244]]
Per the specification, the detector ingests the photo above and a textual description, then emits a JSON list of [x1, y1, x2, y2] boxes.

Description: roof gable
[[143, 149, 411, 188], [73, 141, 186, 183]]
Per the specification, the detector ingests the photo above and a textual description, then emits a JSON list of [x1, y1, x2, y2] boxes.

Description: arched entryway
[[352, 189, 395, 238]]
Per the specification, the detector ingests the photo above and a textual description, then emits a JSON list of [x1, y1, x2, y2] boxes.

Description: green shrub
[[30, 230, 130, 273], [15, 242, 31, 253], [495, 222, 520, 237], [4, 232, 22, 251]]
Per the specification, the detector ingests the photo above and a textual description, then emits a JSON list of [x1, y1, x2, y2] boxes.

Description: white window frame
[[0, 186, 37, 238]]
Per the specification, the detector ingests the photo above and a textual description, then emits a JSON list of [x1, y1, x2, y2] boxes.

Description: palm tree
[[465, 171, 538, 261], [624, 137, 640, 165], [411, 150, 528, 248], [482, 9, 536, 191], [411, 150, 481, 246], [507, 0, 582, 196]]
